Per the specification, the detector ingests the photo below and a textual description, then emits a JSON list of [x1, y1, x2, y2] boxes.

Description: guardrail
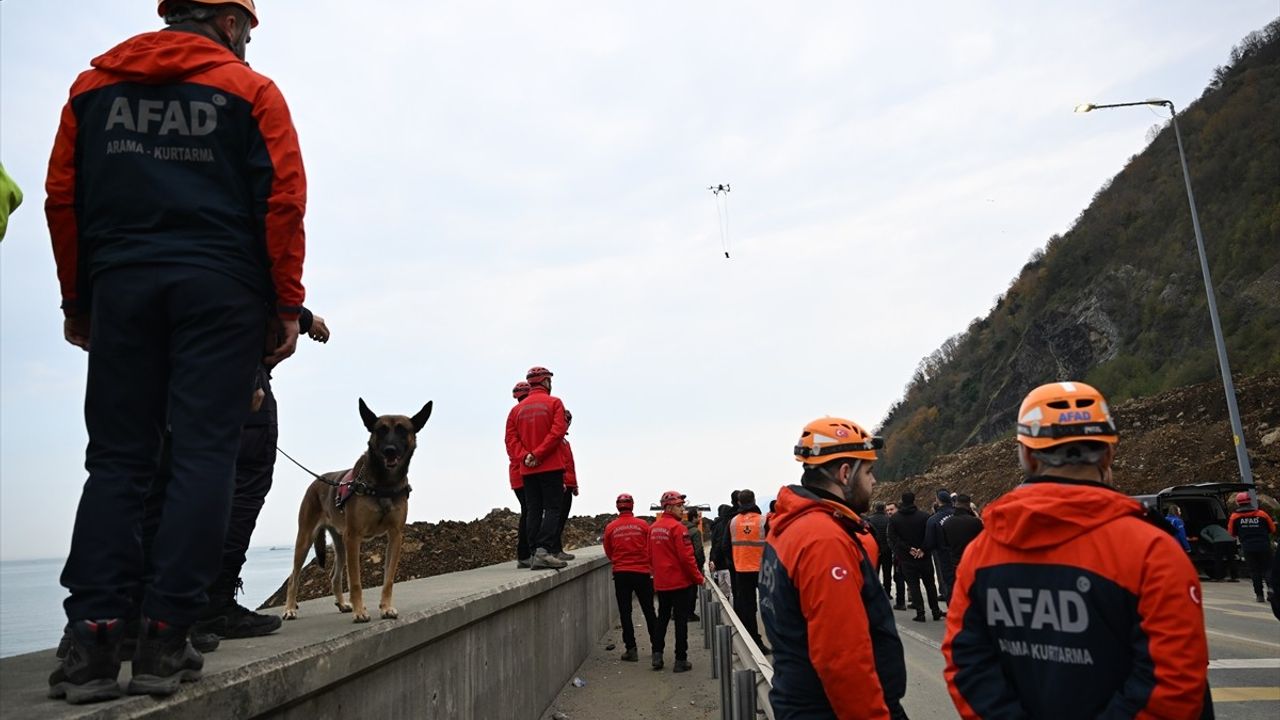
[[700, 575, 774, 720]]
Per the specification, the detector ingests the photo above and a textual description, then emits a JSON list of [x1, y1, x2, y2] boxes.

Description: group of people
[[505, 366, 577, 570], [1168, 496, 1278, 603], [860, 488, 985, 624], [44, 0, 323, 705]]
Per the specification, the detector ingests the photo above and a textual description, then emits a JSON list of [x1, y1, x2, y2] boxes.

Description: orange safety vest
[[731, 512, 766, 571]]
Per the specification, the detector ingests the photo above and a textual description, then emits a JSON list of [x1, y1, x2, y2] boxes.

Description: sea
[[0, 546, 297, 659]]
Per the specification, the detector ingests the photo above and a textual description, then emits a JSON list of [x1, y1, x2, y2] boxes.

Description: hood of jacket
[[896, 503, 920, 516], [982, 477, 1145, 550], [768, 485, 864, 539], [716, 504, 735, 520], [737, 504, 762, 516], [91, 30, 243, 83]]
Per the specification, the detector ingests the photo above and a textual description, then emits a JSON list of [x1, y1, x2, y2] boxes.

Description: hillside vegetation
[[876, 20, 1280, 480]]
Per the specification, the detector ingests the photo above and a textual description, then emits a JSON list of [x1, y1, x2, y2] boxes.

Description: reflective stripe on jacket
[[732, 512, 766, 572], [942, 477, 1210, 720]]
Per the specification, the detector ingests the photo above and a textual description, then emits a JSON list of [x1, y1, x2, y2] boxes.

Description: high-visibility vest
[[731, 512, 766, 571]]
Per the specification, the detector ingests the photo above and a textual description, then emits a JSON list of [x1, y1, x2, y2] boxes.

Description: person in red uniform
[[550, 410, 578, 562], [649, 490, 704, 672], [46, 0, 305, 704], [943, 381, 1212, 719], [603, 493, 659, 662], [506, 366, 568, 570], [730, 488, 770, 653], [760, 417, 907, 720], [507, 381, 531, 567], [1228, 491, 1277, 603]]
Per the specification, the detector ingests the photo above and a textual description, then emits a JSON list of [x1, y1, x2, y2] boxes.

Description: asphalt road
[[893, 579, 1280, 719]]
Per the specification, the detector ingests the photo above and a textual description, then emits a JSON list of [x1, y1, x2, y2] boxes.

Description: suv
[[1131, 482, 1253, 580]]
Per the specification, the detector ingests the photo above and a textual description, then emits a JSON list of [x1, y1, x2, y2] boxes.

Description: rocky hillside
[[875, 370, 1280, 508], [877, 20, 1280, 480]]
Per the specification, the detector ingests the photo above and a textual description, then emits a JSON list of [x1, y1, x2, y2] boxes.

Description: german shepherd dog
[[282, 398, 432, 623]]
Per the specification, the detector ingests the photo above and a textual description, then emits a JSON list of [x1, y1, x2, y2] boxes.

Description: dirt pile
[[875, 371, 1280, 508], [260, 509, 625, 609]]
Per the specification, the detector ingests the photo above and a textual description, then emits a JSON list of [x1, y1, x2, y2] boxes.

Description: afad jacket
[[47, 31, 305, 319], [604, 513, 650, 574], [505, 387, 568, 476], [1228, 507, 1277, 552], [650, 511, 704, 592], [760, 485, 905, 720], [943, 477, 1210, 720]]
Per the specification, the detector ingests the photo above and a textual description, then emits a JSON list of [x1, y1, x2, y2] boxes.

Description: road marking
[[1209, 658, 1280, 669], [1212, 687, 1280, 702], [1207, 629, 1280, 650], [896, 624, 942, 651]]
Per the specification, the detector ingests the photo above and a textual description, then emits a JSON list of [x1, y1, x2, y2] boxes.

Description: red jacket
[[760, 485, 904, 719], [46, 31, 305, 320], [650, 511, 704, 591], [505, 387, 567, 476], [505, 398, 526, 490], [604, 513, 650, 573], [943, 478, 1209, 720], [561, 438, 577, 488]]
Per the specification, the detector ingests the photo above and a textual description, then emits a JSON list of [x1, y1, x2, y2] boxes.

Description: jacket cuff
[[277, 305, 303, 321]]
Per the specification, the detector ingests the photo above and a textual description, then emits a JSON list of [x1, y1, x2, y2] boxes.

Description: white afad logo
[[831, 566, 848, 581]]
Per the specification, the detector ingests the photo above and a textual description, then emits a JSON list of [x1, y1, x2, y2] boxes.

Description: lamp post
[[1075, 99, 1254, 498]]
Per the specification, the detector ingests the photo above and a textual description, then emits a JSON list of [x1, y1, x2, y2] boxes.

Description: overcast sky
[[1, 1, 1275, 560]]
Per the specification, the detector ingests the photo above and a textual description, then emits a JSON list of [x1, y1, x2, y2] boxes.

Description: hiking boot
[[126, 618, 203, 696], [517, 558, 531, 569], [651, 652, 664, 670], [933, 610, 947, 621], [690, 612, 701, 622], [621, 647, 638, 662], [48, 619, 125, 704], [555, 551, 576, 561], [912, 613, 927, 623], [530, 548, 567, 570], [195, 600, 281, 639], [673, 660, 692, 673], [892, 603, 907, 611]]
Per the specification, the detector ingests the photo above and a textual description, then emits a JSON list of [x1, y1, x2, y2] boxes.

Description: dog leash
[[276, 445, 339, 485]]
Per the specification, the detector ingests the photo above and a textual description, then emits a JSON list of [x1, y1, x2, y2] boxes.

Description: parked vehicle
[[1132, 482, 1253, 580]]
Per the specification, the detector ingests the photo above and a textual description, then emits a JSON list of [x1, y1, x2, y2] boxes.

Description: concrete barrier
[[0, 546, 613, 720]]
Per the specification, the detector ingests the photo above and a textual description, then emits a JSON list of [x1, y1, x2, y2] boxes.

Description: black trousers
[[732, 570, 764, 648], [933, 550, 955, 602], [61, 265, 263, 627], [613, 571, 658, 650], [522, 470, 563, 553], [1209, 542, 1238, 580], [141, 420, 276, 605], [655, 586, 693, 661], [552, 488, 573, 554], [902, 557, 942, 614], [879, 552, 894, 599], [1244, 548, 1274, 598], [513, 488, 530, 561]]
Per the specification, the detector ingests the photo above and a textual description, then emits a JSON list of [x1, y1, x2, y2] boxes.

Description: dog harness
[[333, 460, 412, 510]]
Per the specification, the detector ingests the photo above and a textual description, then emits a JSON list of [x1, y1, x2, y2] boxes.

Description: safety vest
[[731, 512, 766, 571]]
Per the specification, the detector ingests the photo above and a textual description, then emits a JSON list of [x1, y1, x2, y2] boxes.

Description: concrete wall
[[0, 547, 614, 720]]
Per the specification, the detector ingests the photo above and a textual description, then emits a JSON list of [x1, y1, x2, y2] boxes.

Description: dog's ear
[[411, 401, 433, 432], [358, 398, 378, 432]]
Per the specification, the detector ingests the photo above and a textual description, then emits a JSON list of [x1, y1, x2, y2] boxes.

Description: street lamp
[[1076, 98, 1255, 498]]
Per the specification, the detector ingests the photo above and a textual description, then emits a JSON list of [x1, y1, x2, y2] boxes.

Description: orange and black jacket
[[943, 477, 1211, 719], [760, 485, 905, 720], [46, 30, 306, 319], [1228, 507, 1276, 552]]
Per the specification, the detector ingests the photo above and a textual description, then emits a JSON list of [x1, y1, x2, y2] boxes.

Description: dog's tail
[[313, 529, 327, 569]]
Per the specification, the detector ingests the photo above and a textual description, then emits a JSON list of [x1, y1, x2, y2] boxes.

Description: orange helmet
[[660, 490, 686, 507], [794, 417, 882, 465], [158, 0, 259, 27], [512, 381, 531, 400], [1016, 381, 1117, 450]]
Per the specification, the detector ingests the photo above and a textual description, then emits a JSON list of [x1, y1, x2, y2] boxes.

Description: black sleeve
[[298, 306, 313, 334]]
